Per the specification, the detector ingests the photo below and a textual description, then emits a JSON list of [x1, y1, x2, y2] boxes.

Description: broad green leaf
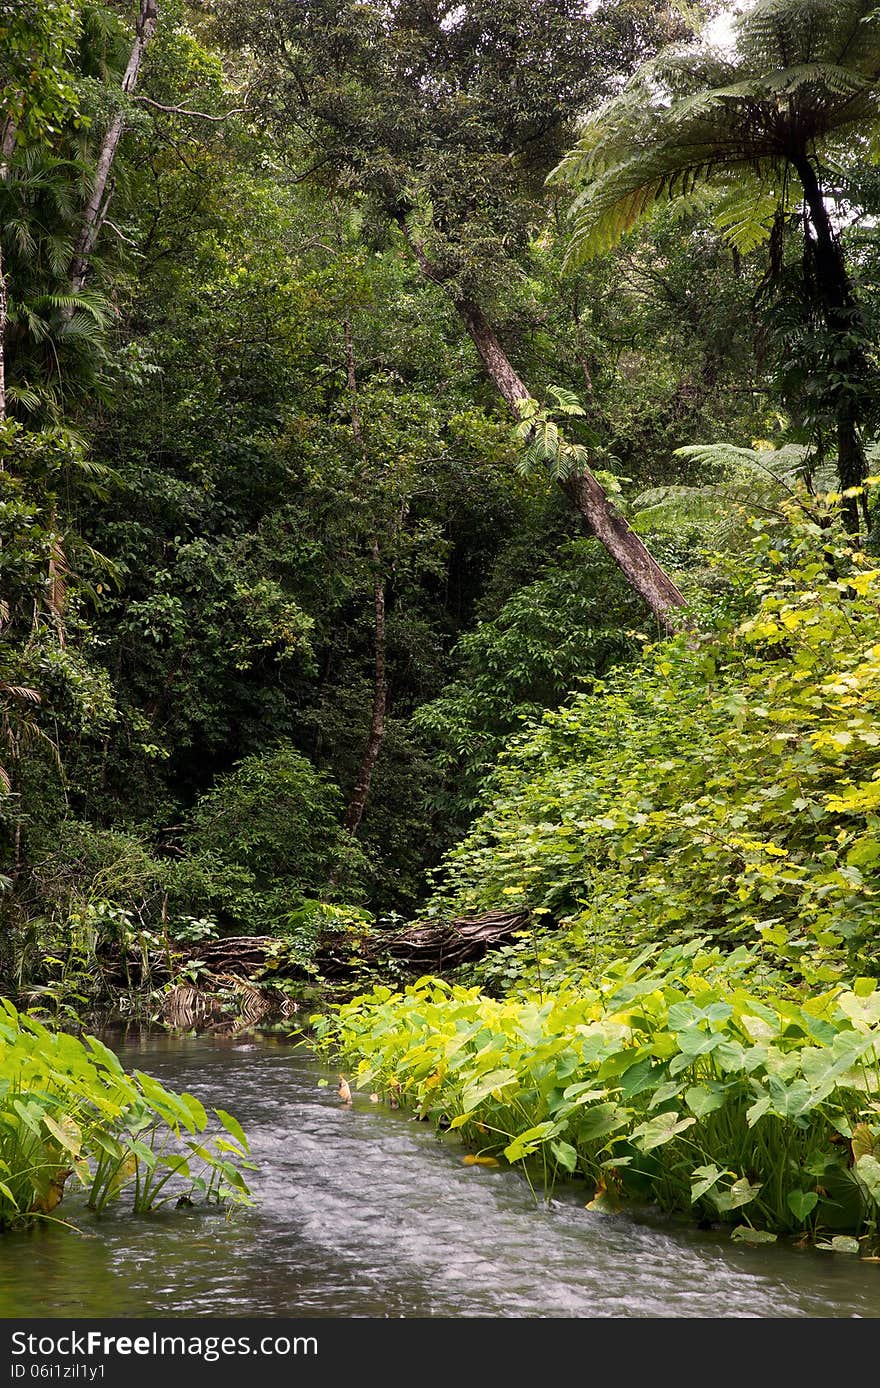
[[713, 1177, 761, 1212], [461, 1068, 519, 1113], [41, 1112, 82, 1157], [576, 1103, 627, 1143], [684, 1084, 726, 1119], [214, 1108, 248, 1152], [631, 1111, 696, 1152], [787, 1190, 818, 1222], [730, 1226, 777, 1244], [550, 1140, 578, 1173], [855, 1154, 880, 1203], [504, 1121, 557, 1163], [690, 1163, 724, 1203]]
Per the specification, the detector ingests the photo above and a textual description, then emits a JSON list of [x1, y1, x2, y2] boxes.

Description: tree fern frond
[[713, 184, 783, 254], [672, 442, 810, 481]]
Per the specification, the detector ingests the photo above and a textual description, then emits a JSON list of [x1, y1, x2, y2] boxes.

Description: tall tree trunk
[[792, 151, 868, 534], [68, 0, 158, 296], [0, 118, 15, 424], [0, 118, 16, 164], [341, 317, 388, 835], [454, 297, 688, 628]]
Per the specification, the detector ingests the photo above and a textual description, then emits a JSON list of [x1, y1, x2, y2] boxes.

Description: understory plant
[[314, 940, 880, 1249], [427, 490, 880, 986], [0, 1001, 254, 1231]]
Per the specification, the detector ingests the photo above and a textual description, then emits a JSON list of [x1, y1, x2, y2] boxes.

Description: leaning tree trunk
[[454, 296, 688, 629], [68, 0, 159, 296], [792, 151, 869, 535], [0, 119, 16, 423]]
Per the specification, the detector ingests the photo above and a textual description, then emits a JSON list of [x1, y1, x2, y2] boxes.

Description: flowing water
[[1, 1029, 879, 1318]]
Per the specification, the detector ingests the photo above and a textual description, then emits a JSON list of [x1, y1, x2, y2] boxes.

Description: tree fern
[[551, 0, 880, 267], [551, 0, 880, 524], [632, 443, 838, 548]]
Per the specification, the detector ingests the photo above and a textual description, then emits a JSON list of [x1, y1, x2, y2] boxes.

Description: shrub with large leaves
[[315, 940, 880, 1243], [428, 491, 880, 986]]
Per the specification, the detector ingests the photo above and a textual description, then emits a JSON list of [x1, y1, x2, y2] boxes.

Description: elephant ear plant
[[0, 1001, 254, 1229], [314, 941, 880, 1249]]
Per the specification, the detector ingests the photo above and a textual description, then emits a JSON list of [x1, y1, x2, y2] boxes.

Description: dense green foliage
[[315, 942, 880, 1243], [427, 499, 880, 988], [0, 999, 253, 1230], [2, 0, 880, 1250]]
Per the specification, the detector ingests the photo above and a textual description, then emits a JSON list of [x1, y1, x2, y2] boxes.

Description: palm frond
[[0, 685, 41, 705]]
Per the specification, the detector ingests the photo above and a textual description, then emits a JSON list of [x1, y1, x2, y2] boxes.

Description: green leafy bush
[[181, 743, 369, 931], [413, 540, 644, 817], [314, 940, 880, 1244], [0, 1002, 254, 1230], [427, 496, 880, 985]]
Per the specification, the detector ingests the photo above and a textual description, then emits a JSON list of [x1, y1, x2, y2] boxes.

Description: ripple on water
[[0, 1037, 878, 1318]]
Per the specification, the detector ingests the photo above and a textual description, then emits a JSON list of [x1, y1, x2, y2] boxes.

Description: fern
[[632, 442, 839, 548], [551, 0, 880, 267], [513, 388, 593, 482]]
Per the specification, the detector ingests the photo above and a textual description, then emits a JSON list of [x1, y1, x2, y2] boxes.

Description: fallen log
[[360, 908, 529, 973], [101, 909, 533, 1032], [144, 910, 531, 1029], [175, 910, 529, 977]]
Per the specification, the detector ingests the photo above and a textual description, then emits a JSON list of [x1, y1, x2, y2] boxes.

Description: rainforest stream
[[1, 1031, 878, 1319]]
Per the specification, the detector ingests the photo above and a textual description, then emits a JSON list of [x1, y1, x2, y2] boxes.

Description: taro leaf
[[461, 1068, 519, 1113], [731, 1226, 777, 1244], [84, 1034, 126, 1075], [746, 1095, 771, 1127], [550, 1140, 578, 1173], [41, 1112, 82, 1157], [648, 1081, 681, 1110], [562, 1081, 605, 1102], [817, 1235, 860, 1254], [182, 1092, 208, 1130], [837, 991, 880, 1028], [214, 1108, 248, 1152], [690, 1162, 724, 1203], [766, 1076, 814, 1119], [787, 1190, 819, 1222], [577, 1103, 627, 1143], [631, 1110, 696, 1152], [685, 1084, 726, 1119], [619, 1059, 659, 1100], [12, 1101, 41, 1137], [740, 1014, 777, 1042], [127, 1139, 158, 1170], [667, 1002, 702, 1031], [714, 1039, 746, 1073], [673, 1027, 721, 1058], [855, 1154, 880, 1204], [713, 1176, 761, 1212], [503, 1121, 557, 1163]]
